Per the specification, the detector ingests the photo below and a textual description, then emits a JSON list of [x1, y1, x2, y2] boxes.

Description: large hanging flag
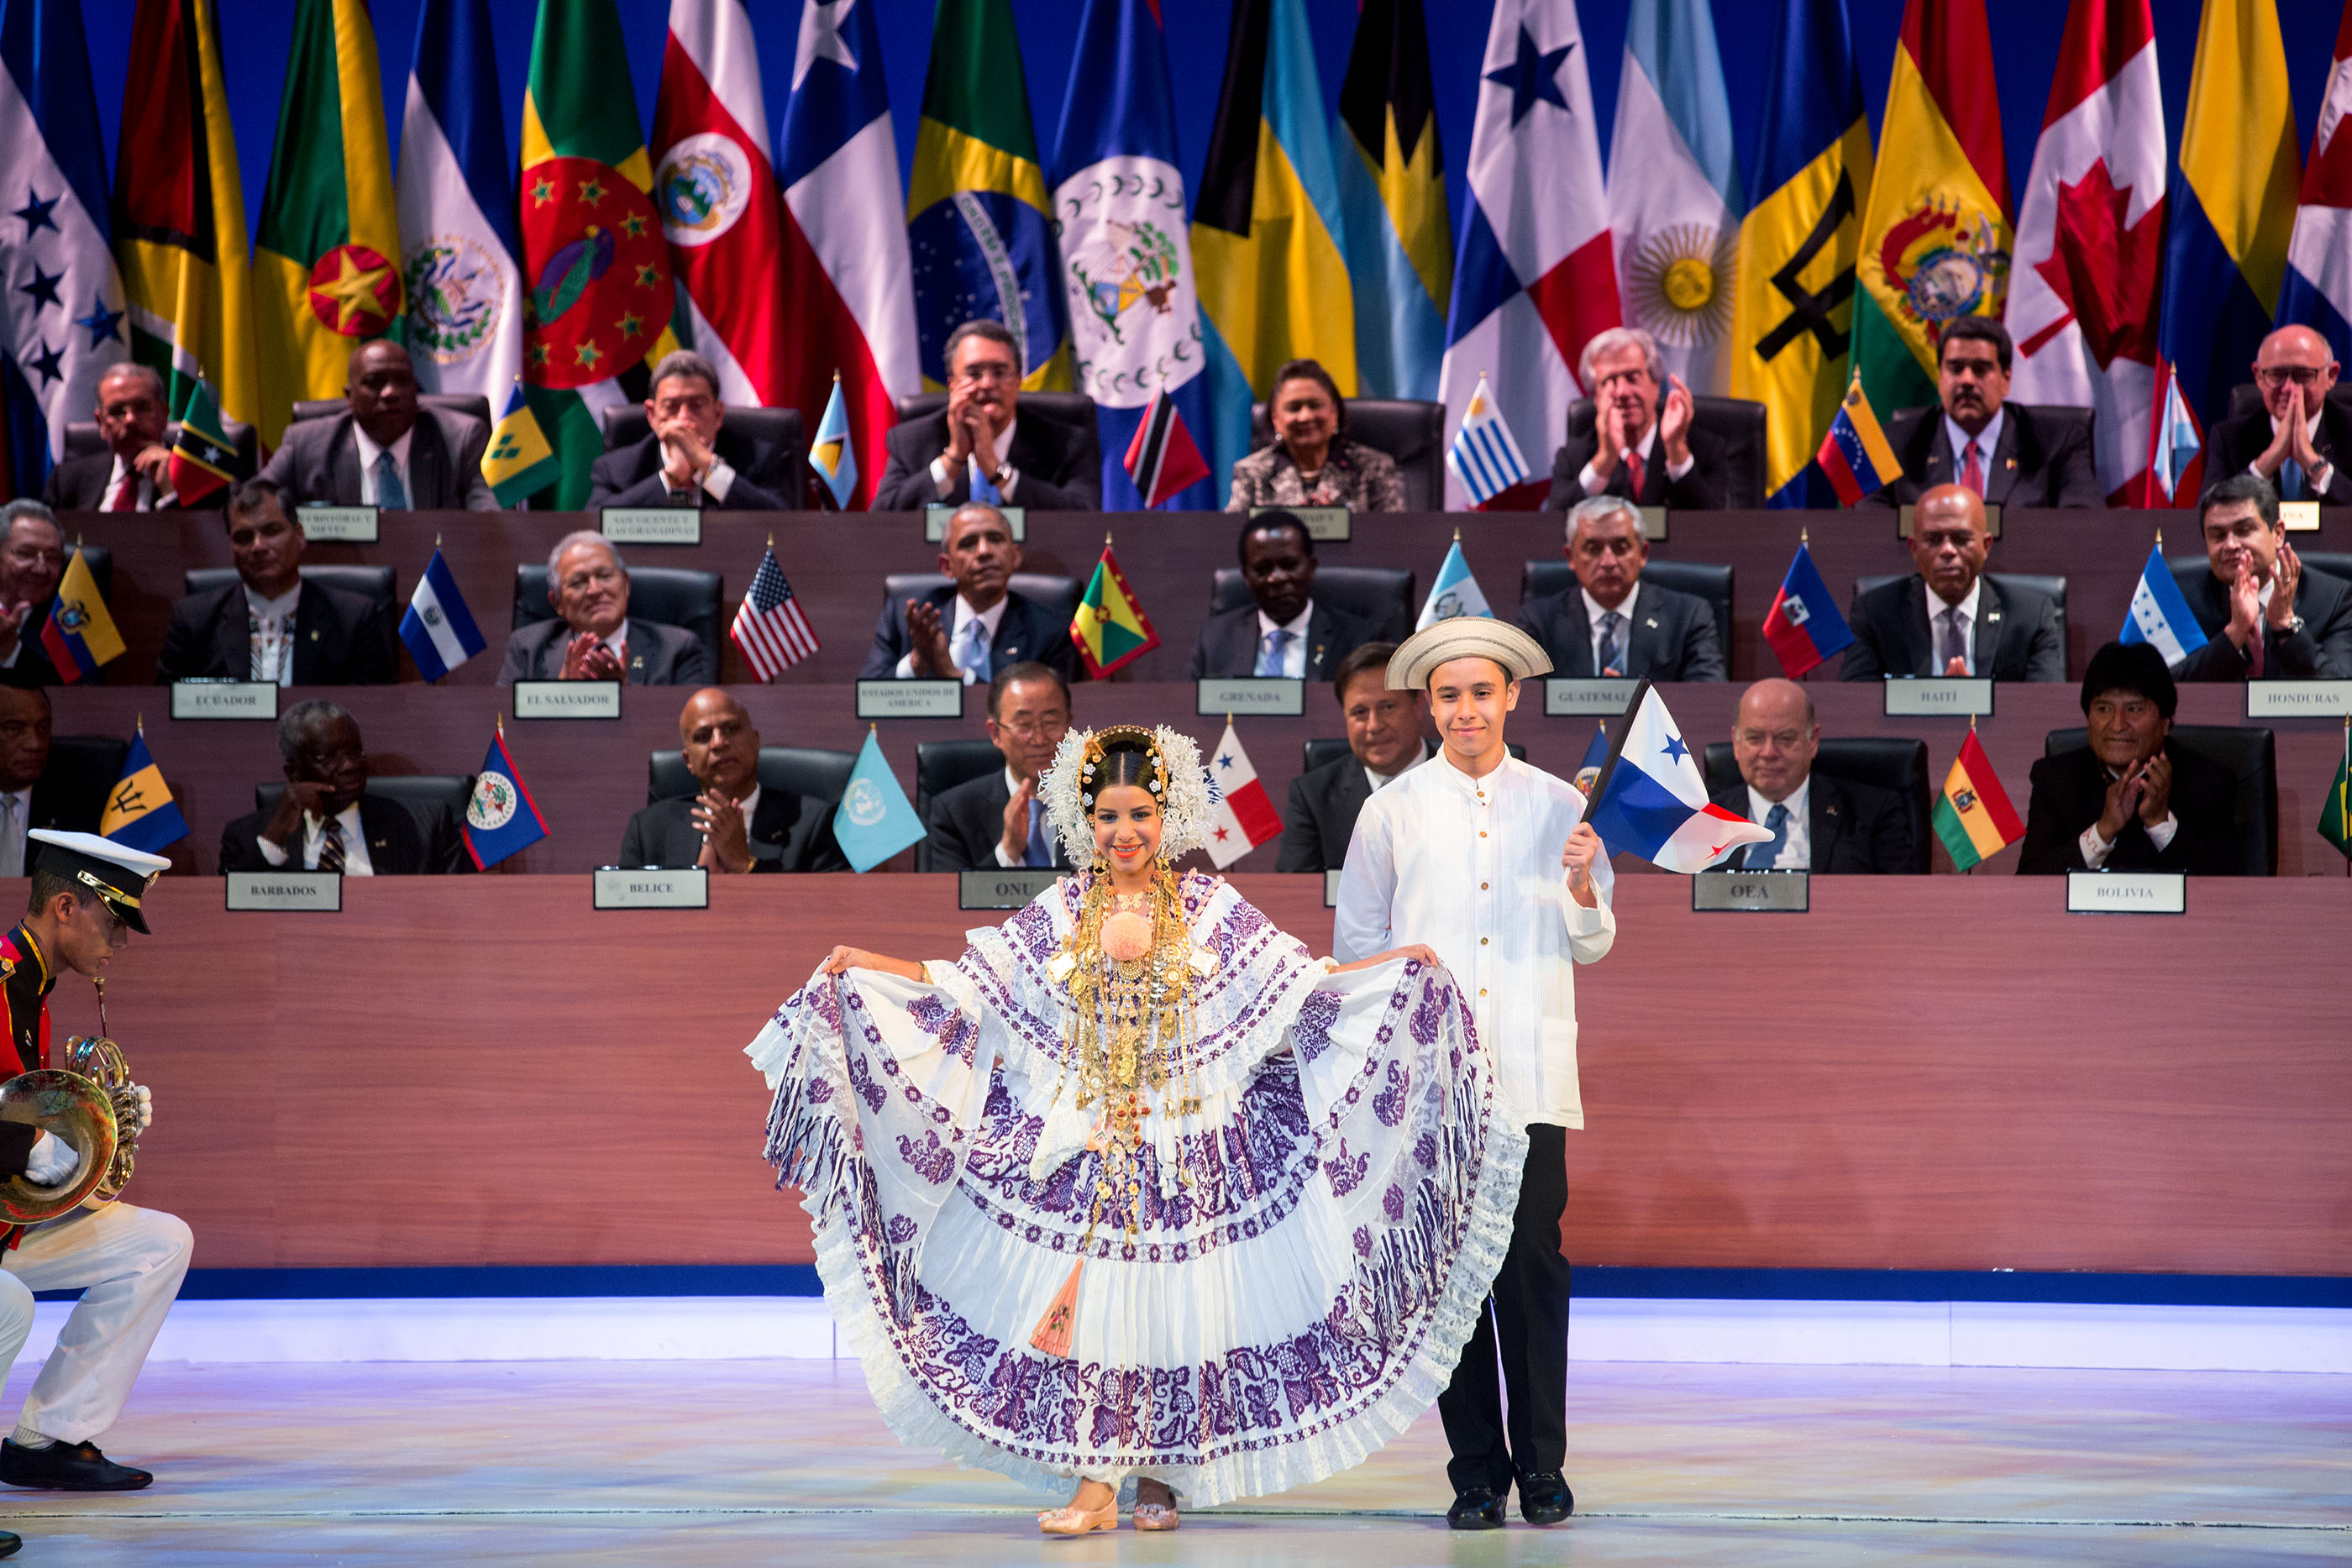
[[1416, 536, 1494, 628], [833, 729, 926, 873], [2279, 5, 2352, 365], [38, 545, 121, 683], [2156, 0, 2301, 433], [1933, 724, 2024, 871], [1814, 370, 1899, 505], [1202, 721, 1283, 869], [396, 0, 526, 417], [100, 723, 189, 855], [1440, 0, 1619, 511], [1606, 0, 1745, 393], [464, 722, 549, 869], [113, 0, 260, 448], [2008, 0, 2167, 502], [731, 544, 819, 679], [1071, 539, 1159, 678], [1334, 0, 1451, 401], [1586, 683, 1771, 872], [1050, 0, 1218, 510], [398, 545, 486, 682], [253, 0, 402, 448], [518, 0, 675, 509], [1761, 538, 1853, 676], [1729, 0, 1872, 506], [2118, 542, 2207, 665]]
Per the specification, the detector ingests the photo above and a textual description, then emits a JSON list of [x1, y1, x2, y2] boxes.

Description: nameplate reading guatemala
[[1544, 679, 1637, 716]]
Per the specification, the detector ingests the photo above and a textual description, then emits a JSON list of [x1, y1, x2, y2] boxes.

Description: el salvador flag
[[1586, 683, 1771, 873], [2118, 545, 2208, 667], [400, 548, 486, 681]]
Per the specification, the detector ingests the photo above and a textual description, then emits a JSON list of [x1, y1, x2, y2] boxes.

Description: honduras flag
[[2119, 544, 2208, 667], [1587, 683, 1771, 873], [1416, 537, 1493, 629], [833, 729, 926, 873], [400, 547, 486, 681]]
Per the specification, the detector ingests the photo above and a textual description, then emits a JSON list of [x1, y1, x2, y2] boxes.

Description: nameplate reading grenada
[[2245, 679, 2352, 718], [926, 505, 1025, 543], [297, 505, 377, 543], [171, 681, 278, 720], [513, 680, 622, 719], [593, 868, 708, 910], [1692, 870, 1809, 912], [1252, 505, 1349, 542], [599, 507, 701, 545], [857, 679, 962, 720], [1197, 678, 1303, 717], [2066, 871, 2187, 915], [1883, 677, 1994, 716], [959, 869, 1061, 910], [224, 871, 340, 912], [1545, 679, 1637, 716]]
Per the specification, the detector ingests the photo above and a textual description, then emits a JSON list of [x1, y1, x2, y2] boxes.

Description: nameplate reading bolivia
[[2245, 679, 2352, 718], [1250, 505, 1350, 542], [593, 868, 708, 910], [2066, 871, 2187, 915], [171, 681, 278, 721], [1693, 870, 1809, 912], [1883, 677, 1994, 716], [857, 680, 962, 720], [296, 505, 377, 543], [1324, 868, 1342, 909], [1545, 679, 1637, 716], [513, 681, 622, 719], [224, 871, 340, 912], [599, 508, 701, 545], [926, 505, 1025, 543], [1197, 678, 1303, 717], [959, 869, 1060, 910]]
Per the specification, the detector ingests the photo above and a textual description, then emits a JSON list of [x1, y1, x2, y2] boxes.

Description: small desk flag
[[1761, 541, 1855, 677], [833, 729, 926, 873], [1123, 389, 1210, 509], [1574, 720, 1609, 795], [39, 548, 123, 684], [1446, 371, 1530, 506], [1933, 729, 2024, 871], [2320, 722, 2351, 864], [482, 385, 559, 507], [400, 548, 486, 682], [1587, 684, 1772, 872], [732, 547, 820, 679], [1815, 373, 1901, 506], [463, 725, 549, 869], [167, 380, 239, 506], [809, 377, 858, 510], [1416, 538, 1493, 629], [1072, 542, 1160, 678], [2118, 544, 2208, 665], [100, 726, 189, 854], [1203, 721, 1283, 869]]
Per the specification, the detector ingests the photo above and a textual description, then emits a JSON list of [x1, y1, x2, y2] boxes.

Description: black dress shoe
[[1446, 1487, 1507, 1529], [0, 1529, 18, 1557], [1518, 1470, 1574, 1524], [0, 1438, 152, 1491]]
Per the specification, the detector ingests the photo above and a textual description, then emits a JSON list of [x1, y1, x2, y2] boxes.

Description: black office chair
[[599, 405, 807, 508], [2043, 725, 2276, 876], [880, 573, 1081, 635], [911, 738, 1009, 872], [187, 564, 395, 618], [1701, 737, 1932, 873], [1303, 737, 1520, 773], [256, 775, 472, 834], [1854, 571, 2069, 660], [65, 417, 259, 483], [647, 747, 854, 807], [2223, 381, 2352, 421], [291, 393, 493, 431], [2300, 552, 2352, 588], [1558, 395, 1765, 509], [1521, 559, 1734, 656], [45, 735, 129, 815], [512, 564, 723, 673], [1247, 399, 1446, 511], [895, 391, 1100, 434], [1210, 566, 1416, 641]]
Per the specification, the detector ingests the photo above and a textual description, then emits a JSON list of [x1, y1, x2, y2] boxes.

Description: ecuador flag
[[38, 548, 123, 684], [1933, 728, 2023, 870], [1071, 542, 1159, 679], [101, 726, 190, 855]]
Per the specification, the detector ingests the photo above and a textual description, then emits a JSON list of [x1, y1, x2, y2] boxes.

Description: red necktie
[[1961, 441, 1983, 496], [1623, 448, 1646, 499], [107, 475, 138, 511], [2247, 622, 2265, 679]]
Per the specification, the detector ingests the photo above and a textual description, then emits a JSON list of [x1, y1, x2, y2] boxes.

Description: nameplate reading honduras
[[857, 680, 962, 720], [1196, 678, 1304, 717], [926, 505, 1025, 543], [296, 506, 378, 543], [2245, 679, 2352, 717], [1692, 870, 1809, 912], [1883, 677, 1994, 716], [2278, 501, 2320, 532], [599, 508, 701, 546], [959, 869, 1061, 910], [1545, 679, 1638, 716], [2066, 871, 2187, 915], [1324, 868, 1343, 909], [224, 871, 341, 912], [1900, 503, 2002, 539], [513, 681, 622, 719], [593, 868, 709, 910], [1251, 505, 1350, 543], [171, 682, 279, 720]]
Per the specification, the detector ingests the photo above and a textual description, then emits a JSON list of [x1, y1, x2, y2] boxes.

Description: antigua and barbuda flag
[[2118, 542, 2207, 667], [1586, 682, 1771, 873], [807, 373, 857, 509], [1121, 386, 1210, 509], [39, 546, 121, 683], [399, 546, 486, 683], [1761, 539, 1853, 676], [1334, 0, 1451, 401], [1416, 534, 1494, 630], [100, 723, 188, 855], [1202, 721, 1283, 869], [2278, 4, 2352, 365], [833, 728, 925, 873], [463, 723, 549, 869]]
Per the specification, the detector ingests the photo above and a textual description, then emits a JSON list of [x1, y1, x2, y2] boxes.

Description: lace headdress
[[1040, 724, 1212, 864]]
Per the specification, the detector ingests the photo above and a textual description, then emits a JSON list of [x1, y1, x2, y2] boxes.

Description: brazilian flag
[[2321, 734, 2352, 865]]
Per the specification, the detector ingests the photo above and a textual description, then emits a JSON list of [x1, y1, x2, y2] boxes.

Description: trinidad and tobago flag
[[1121, 388, 1210, 509]]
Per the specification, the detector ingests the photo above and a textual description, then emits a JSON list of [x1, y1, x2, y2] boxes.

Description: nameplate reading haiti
[[513, 680, 622, 719], [926, 505, 1025, 543], [1545, 679, 1637, 716], [296, 505, 377, 543], [2066, 872, 2187, 915], [1196, 678, 1304, 717], [1883, 677, 1994, 716], [593, 868, 708, 910], [599, 507, 701, 545], [224, 871, 340, 913], [1692, 871, 1809, 912], [2245, 679, 2352, 718], [959, 869, 1060, 910], [171, 681, 278, 721], [1252, 505, 1350, 542], [1324, 868, 1342, 908], [2279, 500, 2320, 532]]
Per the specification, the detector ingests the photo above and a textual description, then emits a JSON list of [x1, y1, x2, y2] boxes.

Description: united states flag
[[731, 548, 820, 679]]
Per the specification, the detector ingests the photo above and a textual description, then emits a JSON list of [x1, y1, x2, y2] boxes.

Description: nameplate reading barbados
[[593, 868, 709, 910], [171, 681, 279, 721], [2066, 871, 2187, 915], [1883, 678, 1994, 716], [1692, 870, 1809, 912], [1196, 678, 1303, 717], [513, 681, 622, 719], [2244, 680, 2352, 718], [1545, 679, 1638, 716], [296, 505, 377, 543], [958, 869, 1060, 910], [857, 680, 962, 720], [599, 508, 701, 546], [224, 871, 341, 912]]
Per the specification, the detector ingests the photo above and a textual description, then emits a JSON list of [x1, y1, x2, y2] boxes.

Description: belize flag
[[2118, 543, 2207, 665], [2278, 5, 2352, 364], [1761, 539, 1854, 676], [1586, 682, 1771, 872], [463, 725, 549, 869]]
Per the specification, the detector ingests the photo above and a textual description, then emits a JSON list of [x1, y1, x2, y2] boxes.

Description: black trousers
[[1438, 1124, 1570, 1496]]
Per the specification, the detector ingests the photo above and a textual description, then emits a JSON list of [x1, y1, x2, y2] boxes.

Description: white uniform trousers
[[0, 1204, 192, 1443]]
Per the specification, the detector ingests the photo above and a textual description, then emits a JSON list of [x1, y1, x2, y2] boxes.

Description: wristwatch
[[992, 461, 1015, 487], [2280, 613, 2307, 637]]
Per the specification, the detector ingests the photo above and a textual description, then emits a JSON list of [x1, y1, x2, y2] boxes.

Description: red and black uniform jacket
[[0, 925, 55, 1183]]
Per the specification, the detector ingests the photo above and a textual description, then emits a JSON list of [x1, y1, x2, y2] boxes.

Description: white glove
[[24, 1132, 78, 1187], [127, 1085, 152, 1134]]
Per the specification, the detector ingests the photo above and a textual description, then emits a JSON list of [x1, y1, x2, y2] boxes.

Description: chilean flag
[[1761, 540, 1855, 678], [1203, 721, 1283, 869], [2280, 5, 2352, 365], [1586, 684, 1771, 873]]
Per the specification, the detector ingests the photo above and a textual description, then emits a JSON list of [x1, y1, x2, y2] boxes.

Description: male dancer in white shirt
[[1334, 619, 1613, 1531]]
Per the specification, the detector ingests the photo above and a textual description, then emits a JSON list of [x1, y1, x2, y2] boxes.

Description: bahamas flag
[[906, 0, 1066, 391], [38, 546, 120, 683], [253, 0, 402, 447], [1333, 0, 1449, 401], [100, 726, 188, 854], [1071, 540, 1159, 678], [1727, 0, 1872, 507]]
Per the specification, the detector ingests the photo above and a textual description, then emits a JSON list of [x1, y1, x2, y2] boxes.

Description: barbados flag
[[100, 726, 187, 855], [1071, 541, 1158, 678], [38, 547, 120, 684], [1333, 0, 1449, 401]]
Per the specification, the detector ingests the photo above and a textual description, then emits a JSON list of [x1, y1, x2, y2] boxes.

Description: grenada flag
[[1070, 541, 1158, 678]]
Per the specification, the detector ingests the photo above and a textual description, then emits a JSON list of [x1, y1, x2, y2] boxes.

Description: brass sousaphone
[[0, 980, 138, 1225]]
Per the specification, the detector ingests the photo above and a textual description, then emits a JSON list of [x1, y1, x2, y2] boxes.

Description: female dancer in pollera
[[747, 724, 1529, 1534]]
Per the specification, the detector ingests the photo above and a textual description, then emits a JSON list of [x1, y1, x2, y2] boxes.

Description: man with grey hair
[[874, 318, 1101, 511], [1546, 325, 1730, 511], [497, 531, 712, 684], [0, 501, 66, 686], [155, 481, 395, 684], [586, 349, 792, 510], [216, 700, 468, 873], [44, 364, 222, 511], [260, 340, 497, 511], [1515, 495, 1725, 680]]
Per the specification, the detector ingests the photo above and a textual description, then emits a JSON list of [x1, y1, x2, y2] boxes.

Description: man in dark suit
[[619, 689, 847, 872], [1869, 317, 2103, 509], [0, 503, 65, 687], [257, 341, 496, 511], [873, 320, 1100, 511], [43, 364, 223, 511], [1276, 642, 1432, 873], [1842, 483, 2066, 682], [1187, 511, 1378, 680], [2201, 326, 2351, 505], [155, 481, 396, 685], [1546, 327, 1730, 511], [1704, 679, 1914, 873], [1515, 496, 1725, 680], [2018, 642, 2242, 875], [924, 663, 1074, 871], [216, 701, 469, 874], [2170, 473, 2352, 681], [496, 532, 713, 685], [860, 504, 1079, 682], [584, 350, 790, 510], [0, 687, 108, 875]]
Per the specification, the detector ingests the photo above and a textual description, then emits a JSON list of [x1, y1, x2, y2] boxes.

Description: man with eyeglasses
[[496, 532, 712, 684], [585, 351, 790, 510], [1703, 678, 1913, 873], [2204, 326, 2351, 505], [922, 663, 1075, 871], [1870, 317, 2102, 508], [874, 320, 1101, 511]]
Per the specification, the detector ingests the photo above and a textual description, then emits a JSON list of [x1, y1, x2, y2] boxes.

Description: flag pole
[[1965, 711, 1977, 875], [2342, 714, 2349, 878]]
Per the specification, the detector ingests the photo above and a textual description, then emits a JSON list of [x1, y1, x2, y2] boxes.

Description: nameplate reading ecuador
[[926, 505, 1025, 543], [599, 507, 701, 545], [593, 868, 708, 910], [1197, 678, 1304, 717], [1545, 679, 1637, 716], [2244, 679, 2352, 718], [1324, 868, 1342, 908], [1692, 870, 1809, 912], [296, 505, 377, 543], [2066, 871, 2187, 915], [1883, 677, 1994, 716], [2279, 500, 2320, 532], [513, 680, 621, 719], [171, 681, 278, 721], [1252, 505, 1350, 542], [857, 679, 962, 720], [959, 869, 1060, 910], [224, 871, 340, 912]]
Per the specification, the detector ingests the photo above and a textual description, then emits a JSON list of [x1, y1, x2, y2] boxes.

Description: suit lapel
[[749, 789, 795, 852], [328, 417, 363, 506], [1984, 413, 2025, 507], [1557, 595, 1594, 678], [1912, 414, 1951, 488], [622, 618, 651, 684], [210, 584, 249, 678], [1897, 581, 1936, 677], [407, 415, 447, 509], [1625, 594, 1666, 678], [1304, 606, 1336, 679], [1809, 778, 1845, 870], [991, 595, 1032, 668], [1973, 578, 2007, 675]]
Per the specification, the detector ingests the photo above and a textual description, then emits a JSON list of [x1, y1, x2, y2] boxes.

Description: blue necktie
[[374, 450, 408, 510], [1745, 802, 1790, 869], [1257, 627, 1294, 676], [2281, 456, 2305, 501], [957, 617, 991, 683], [1597, 611, 1626, 675], [1024, 798, 1050, 867]]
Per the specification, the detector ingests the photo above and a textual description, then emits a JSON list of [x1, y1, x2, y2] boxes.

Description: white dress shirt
[[247, 584, 302, 686], [2076, 762, 2178, 868], [928, 414, 1022, 501], [1744, 776, 1812, 869], [894, 594, 1007, 682], [1254, 603, 1314, 678], [1364, 739, 1432, 795], [352, 424, 412, 506], [1925, 575, 1983, 676], [255, 802, 376, 874], [1583, 582, 1640, 675], [1336, 750, 1616, 1130], [0, 786, 30, 878], [1577, 421, 1694, 497], [100, 455, 174, 511], [1943, 406, 2006, 490]]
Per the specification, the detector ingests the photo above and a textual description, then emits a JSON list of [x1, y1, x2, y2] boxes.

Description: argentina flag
[[400, 547, 486, 682]]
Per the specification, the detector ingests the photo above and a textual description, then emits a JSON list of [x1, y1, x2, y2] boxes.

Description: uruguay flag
[[1049, 0, 1218, 510], [2278, 7, 2352, 365], [2118, 543, 2208, 667], [400, 547, 486, 682], [1587, 683, 1770, 873]]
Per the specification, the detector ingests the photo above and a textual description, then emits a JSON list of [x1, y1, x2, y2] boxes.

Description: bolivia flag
[[1071, 542, 1159, 679], [462, 725, 549, 869], [1933, 728, 2023, 870], [1202, 721, 1282, 869], [101, 727, 190, 854], [39, 548, 123, 684]]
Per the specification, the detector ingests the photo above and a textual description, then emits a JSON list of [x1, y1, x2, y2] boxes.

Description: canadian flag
[[1202, 722, 1283, 870]]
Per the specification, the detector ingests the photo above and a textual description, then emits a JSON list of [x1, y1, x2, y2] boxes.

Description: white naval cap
[[28, 831, 169, 935]]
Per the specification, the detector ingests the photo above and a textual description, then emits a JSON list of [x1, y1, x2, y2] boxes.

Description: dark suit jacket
[[873, 407, 1102, 511], [217, 793, 470, 875], [496, 616, 713, 685], [1545, 420, 1730, 511], [155, 579, 396, 684], [923, 768, 1074, 873], [1185, 600, 1375, 681], [1514, 581, 1725, 681], [0, 624, 62, 688], [2170, 564, 2352, 681], [618, 789, 848, 873], [858, 586, 1079, 682], [1840, 574, 2066, 682], [584, 428, 790, 511], [258, 408, 497, 511], [2203, 399, 2352, 505], [43, 448, 226, 511], [1869, 403, 2103, 509], [2016, 740, 2240, 875], [1275, 742, 1434, 873], [1705, 773, 1915, 873]]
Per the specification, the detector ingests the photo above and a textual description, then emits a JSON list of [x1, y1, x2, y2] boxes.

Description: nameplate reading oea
[[926, 505, 1025, 543], [593, 868, 709, 910], [171, 681, 279, 721], [513, 680, 622, 719], [1250, 505, 1350, 542], [1692, 870, 1809, 912], [1544, 679, 1637, 716], [1197, 678, 1304, 717], [296, 505, 377, 543], [600, 507, 701, 545], [2066, 872, 2186, 915], [959, 868, 1060, 910], [858, 680, 963, 720], [225, 871, 340, 912], [2244, 679, 2352, 718], [1883, 677, 1994, 716]]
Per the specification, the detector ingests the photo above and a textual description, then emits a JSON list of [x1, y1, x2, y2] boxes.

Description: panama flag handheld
[[1585, 682, 1772, 872], [1202, 721, 1283, 869], [463, 720, 549, 869]]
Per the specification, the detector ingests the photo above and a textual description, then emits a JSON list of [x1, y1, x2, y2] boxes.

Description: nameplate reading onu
[[1545, 679, 1637, 716], [297, 505, 378, 543], [513, 680, 622, 719], [858, 679, 963, 720], [1692, 870, 1809, 912], [959, 868, 1061, 910], [2244, 679, 2352, 718], [1251, 505, 1350, 543], [926, 505, 1025, 543], [1883, 677, 1994, 716], [224, 871, 340, 912], [171, 681, 279, 721], [2066, 871, 2187, 915], [600, 507, 701, 545], [593, 868, 709, 910], [1197, 678, 1304, 717]]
